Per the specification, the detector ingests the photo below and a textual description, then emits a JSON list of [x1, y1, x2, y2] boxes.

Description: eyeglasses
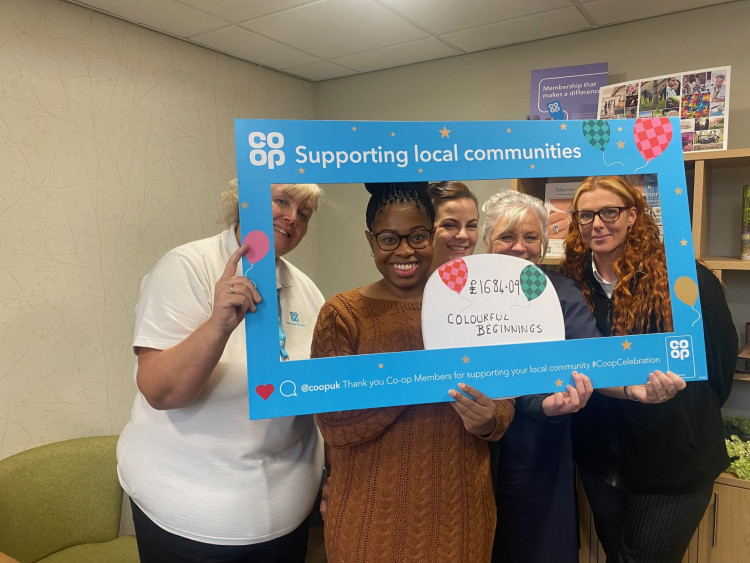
[[572, 207, 631, 225], [369, 229, 433, 251]]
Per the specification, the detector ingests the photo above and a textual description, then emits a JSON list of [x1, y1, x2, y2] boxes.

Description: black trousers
[[578, 469, 713, 563], [130, 499, 311, 563]]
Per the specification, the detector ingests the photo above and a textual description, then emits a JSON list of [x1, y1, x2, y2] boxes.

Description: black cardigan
[[571, 258, 737, 493]]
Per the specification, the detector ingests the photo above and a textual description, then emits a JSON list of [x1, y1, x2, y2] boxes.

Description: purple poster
[[529, 63, 608, 120]]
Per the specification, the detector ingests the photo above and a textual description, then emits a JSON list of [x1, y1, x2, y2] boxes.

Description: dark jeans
[[130, 499, 311, 563]]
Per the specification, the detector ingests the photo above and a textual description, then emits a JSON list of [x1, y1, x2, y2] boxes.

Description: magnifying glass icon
[[280, 380, 298, 397]]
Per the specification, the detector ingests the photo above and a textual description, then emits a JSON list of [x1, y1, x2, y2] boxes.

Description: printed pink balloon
[[438, 258, 468, 294], [633, 117, 673, 162], [243, 230, 271, 264]]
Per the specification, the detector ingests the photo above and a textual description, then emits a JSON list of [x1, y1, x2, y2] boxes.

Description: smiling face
[[432, 197, 479, 266], [366, 201, 434, 301], [575, 187, 637, 264], [271, 184, 313, 258], [489, 210, 543, 264]]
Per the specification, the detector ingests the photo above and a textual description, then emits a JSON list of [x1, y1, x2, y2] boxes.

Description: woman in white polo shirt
[[117, 181, 324, 562]]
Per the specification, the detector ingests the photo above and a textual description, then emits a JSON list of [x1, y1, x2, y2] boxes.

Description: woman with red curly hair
[[560, 176, 737, 563]]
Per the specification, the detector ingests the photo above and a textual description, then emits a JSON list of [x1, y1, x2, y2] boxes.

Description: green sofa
[[0, 435, 138, 562]]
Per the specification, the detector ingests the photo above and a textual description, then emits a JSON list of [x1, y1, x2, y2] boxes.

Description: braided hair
[[364, 182, 435, 230]]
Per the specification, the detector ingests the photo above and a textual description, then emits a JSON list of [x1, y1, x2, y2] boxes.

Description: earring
[[371, 251, 374, 257]]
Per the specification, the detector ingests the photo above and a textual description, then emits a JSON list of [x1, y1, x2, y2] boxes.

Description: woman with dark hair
[[428, 180, 479, 266], [313, 182, 514, 563], [560, 175, 737, 563]]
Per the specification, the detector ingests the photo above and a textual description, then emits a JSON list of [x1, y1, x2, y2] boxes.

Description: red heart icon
[[255, 384, 274, 400]]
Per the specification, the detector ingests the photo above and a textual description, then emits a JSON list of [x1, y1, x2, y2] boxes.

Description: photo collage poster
[[597, 66, 730, 152]]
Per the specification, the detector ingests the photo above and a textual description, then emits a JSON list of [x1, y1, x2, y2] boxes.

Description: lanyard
[[277, 288, 289, 361]]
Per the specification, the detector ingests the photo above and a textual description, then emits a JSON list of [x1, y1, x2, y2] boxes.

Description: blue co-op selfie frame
[[235, 118, 705, 420]]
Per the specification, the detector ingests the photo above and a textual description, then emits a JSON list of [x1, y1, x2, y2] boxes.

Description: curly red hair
[[559, 176, 673, 335]]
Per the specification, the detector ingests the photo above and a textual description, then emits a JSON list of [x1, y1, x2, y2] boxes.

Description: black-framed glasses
[[369, 229, 434, 251], [572, 206, 631, 225]]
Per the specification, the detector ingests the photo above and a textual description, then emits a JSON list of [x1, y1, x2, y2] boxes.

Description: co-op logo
[[248, 132, 285, 169], [669, 339, 691, 360]]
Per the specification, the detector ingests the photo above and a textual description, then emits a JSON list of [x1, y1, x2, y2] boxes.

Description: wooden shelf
[[702, 257, 750, 271], [714, 472, 750, 489], [684, 147, 750, 166], [735, 372, 750, 382]]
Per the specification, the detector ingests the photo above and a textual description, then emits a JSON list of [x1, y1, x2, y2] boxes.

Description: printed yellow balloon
[[674, 276, 698, 307]]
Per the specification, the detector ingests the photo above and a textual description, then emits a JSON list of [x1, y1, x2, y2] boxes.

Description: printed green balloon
[[582, 119, 611, 152], [519, 264, 547, 301]]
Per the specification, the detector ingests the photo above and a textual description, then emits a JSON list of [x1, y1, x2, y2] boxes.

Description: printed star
[[462, 355, 470, 364], [681, 239, 688, 246], [617, 140, 625, 149], [378, 363, 383, 369], [298, 168, 305, 174], [622, 339, 632, 350], [506, 128, 512, 133], [618, 127, 623, 132], [241, 201, 248, 209], [555, 379, 564, 387], [560, 123, 567, 130], [418, 168, 423, 173], [352, 126, 357, 131], [675, 187, 683, 195], [391, 132, 396, 137], [439, 126, 451, 138], [530, 164, 535, 169]]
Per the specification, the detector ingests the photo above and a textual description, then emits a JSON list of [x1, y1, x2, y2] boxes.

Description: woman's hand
[[209, 244, 262, 335], [449, 383, 496, 437], [136, 244, 262, 410], [541, 371, 593, 417], [625, 370, 686, 404], [319, 477, 330, 522]]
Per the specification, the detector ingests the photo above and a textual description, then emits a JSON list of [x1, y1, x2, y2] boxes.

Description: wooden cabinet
[[693, 474, 750, 563], [685, 148, 750, 384], [578, 473, 750, 563], [685, 148, 750, 274]]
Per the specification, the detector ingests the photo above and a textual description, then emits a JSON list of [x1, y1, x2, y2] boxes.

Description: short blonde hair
[[220, 180, 322, 227]]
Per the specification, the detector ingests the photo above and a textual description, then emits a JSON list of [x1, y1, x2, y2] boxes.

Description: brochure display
[[235, 118, 705, 419]]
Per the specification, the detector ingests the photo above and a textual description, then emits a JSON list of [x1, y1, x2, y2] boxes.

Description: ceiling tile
[[192, 26, 318, 68], [582, 0, 734, 26], [175, 0, 317, 23], [241, 0, 429, 59], [282, 60, 358, 82], [377, 0, 573, 34], [72, 0, 227, 37], [332, 38, 462, 73], [443, 6, 591, 51]]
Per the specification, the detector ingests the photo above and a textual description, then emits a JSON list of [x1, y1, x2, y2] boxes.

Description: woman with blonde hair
[[118, 181, 325, 562], [560, 175, 737, 563]]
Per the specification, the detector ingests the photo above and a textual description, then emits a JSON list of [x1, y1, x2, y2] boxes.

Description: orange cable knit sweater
[[313, 289, 515, 563]]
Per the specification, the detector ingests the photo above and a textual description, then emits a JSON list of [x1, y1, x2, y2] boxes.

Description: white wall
[[0, 0, 315, 458]]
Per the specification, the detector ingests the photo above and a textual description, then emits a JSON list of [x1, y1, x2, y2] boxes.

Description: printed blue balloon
[[519, 264, 547, 301]]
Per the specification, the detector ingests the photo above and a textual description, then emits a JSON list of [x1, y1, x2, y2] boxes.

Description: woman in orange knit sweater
[[312, 182, 514, 563]]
